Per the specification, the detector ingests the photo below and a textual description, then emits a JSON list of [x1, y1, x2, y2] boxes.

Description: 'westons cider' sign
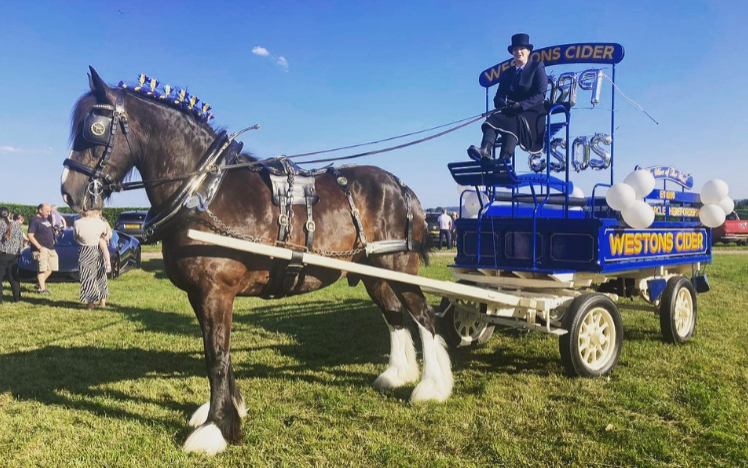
[[602, 228, 707, 262], [479, 43, 625, 88]]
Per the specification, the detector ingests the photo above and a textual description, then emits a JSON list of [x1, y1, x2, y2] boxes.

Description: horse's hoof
[[188, 402, 211, 428], [409, 378, 452, 403], [373, 366, 419, 390], [183, 423, 228, 456]]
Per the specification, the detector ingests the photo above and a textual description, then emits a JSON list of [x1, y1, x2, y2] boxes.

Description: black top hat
[[508, 33, 533, 54]]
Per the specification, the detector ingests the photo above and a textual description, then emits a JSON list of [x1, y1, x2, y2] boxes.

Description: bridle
[[63, 89, 139, 205]]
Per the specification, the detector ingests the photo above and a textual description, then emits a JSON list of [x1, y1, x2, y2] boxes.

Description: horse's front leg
[[183, 288, 243, 455]]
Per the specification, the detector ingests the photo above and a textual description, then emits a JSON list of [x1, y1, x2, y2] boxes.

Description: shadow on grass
[[0, 345, 204, 429]]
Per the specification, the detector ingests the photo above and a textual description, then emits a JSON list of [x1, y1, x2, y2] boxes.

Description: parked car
[[425, 212, 441, 244], [114, 210, 149, 242], [17, 227, 141, 282], [712, 211, 748, 245]]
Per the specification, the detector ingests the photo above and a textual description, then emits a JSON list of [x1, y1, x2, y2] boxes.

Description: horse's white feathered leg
[[373, 325, 420, 389], [410, 322, 453, 402], [188, 402, 211, 428], [188, 393, 247, 428], [183, 423, 228, 456]]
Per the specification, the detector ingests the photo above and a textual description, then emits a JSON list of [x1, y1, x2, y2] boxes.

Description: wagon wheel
[[437, 283, 494, 348], [659, 276, 697, 344], [559, 293, 623, 377]]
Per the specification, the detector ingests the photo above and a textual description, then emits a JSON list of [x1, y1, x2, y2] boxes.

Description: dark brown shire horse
[[60, 68, 452, 455]]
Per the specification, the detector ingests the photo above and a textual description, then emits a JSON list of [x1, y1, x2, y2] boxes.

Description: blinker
[[82, 112, 112, 145]]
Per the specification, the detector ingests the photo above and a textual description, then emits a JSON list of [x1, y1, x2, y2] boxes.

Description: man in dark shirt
[[28, 203, 59, 293]]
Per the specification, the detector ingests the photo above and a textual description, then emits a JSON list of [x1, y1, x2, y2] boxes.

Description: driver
[[467, 33, 549, 161]]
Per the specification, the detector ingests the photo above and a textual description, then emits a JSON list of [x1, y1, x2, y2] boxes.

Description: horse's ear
[[88, 66, 112, 103]]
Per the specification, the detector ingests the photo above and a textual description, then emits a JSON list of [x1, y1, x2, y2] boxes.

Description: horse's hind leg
[[389, 282, 453, 403], [362, 278, 420, 390], [183, 289, 243, 455]]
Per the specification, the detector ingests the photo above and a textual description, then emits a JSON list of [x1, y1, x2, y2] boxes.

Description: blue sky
[[1, 0, 746, 209]]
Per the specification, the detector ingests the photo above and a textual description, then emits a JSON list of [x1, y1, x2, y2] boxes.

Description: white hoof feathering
[[232, 394, 247, 418], [373, 326, 420, 390], [410, 323, 453, 403], [188, 402, 210, 428], [183, 423, 227, 456]]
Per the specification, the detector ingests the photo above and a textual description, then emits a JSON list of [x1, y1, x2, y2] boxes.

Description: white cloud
[[252, 46, 270, 57], [277, 56, 289, 72], [0, 146, 22, 153], [252, 45, 289, 72]]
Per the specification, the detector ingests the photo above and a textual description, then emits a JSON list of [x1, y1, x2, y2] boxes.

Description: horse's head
[[61, 67, 143, 212], [61, 67, 218, 213]]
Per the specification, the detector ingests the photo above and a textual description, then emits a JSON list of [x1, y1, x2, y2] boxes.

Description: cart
[[188, 41, 712, 378]]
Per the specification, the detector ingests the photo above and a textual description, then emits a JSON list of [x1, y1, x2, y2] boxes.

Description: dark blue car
[[17, 227, 141, 282]]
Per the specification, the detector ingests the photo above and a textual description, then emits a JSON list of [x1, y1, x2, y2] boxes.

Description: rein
[[103, 110, 493, 194]]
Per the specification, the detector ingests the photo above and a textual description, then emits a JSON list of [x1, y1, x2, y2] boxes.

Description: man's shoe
[[40, 288, 51, 295], [467, 143, 494, 161]]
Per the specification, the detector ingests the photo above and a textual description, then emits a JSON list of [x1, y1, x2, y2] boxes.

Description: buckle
[[278, 214, 289, 226], [305, 220, 316, 232]]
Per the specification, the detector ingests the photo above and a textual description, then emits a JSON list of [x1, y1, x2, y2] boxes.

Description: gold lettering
[[609, 233, 625, 256], [593, 45, 604, 59], [603, 45, 614, 60], [565, 46, 576, 59], [581, 45, 594, 59]]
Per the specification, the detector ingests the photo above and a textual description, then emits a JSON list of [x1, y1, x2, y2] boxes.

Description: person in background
[[99, 212, 113, 274], [467, 33, 549, 161], [437, 209, 452, 250], [27, 203, 58, 294], [49, 204, 67, 231], [0, 207, 25, 304], [450, 212, 458, 249], [73, 210, 110, 309], [13, 214, 29, 248]]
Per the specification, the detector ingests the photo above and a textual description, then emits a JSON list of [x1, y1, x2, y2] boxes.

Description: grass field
[[1, 252, 747, 467]]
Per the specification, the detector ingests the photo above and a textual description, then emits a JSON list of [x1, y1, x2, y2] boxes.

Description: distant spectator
[[49, 204, 67, 232], [74, 210, 110, 309], [0, 207, 25, 304], [437, 209, 452, 250], [450, 212, 458, 249], [13, 214, 29, 248], [28, 203, 58, 294]]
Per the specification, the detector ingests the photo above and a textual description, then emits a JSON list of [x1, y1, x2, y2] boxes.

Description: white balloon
[[623, 170, 656, 198], [462, 192, 484, 218], [699, 204, 726, 228], [605, 182, 636, 211], [718, 196, 735, 215], [701, 179, 729, 205], [456, 184, 470, 195], [570, 186, 585, 199], [621, 200, 655, 229]]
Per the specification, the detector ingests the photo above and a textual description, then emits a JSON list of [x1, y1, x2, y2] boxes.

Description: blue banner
[[479, 43, 625, 88], [602, 228, 707, 262], [636, 165, 694, 189]]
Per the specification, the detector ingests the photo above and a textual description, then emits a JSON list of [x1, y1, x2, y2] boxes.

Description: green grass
[[1, 254, 747, 467]]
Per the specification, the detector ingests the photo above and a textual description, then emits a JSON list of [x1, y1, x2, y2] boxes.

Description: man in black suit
[[468, 33, 549, 161]]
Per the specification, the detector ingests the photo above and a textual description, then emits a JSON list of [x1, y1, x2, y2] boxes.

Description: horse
[[60, 67, 453, 455]]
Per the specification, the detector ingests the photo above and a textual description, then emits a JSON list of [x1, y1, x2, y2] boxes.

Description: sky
[[1, 0, 747, 210]]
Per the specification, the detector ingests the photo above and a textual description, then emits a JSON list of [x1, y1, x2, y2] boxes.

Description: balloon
[[718, 196, 735, 215], [578, 68, 604, 107], [699, 204, 726, 228], [528, 152, 546, 173], [571, 136, 590, 172], [549, 138, 566, 172], [462, 191, 487, 218], [456, 184, 470, 195], [605, 183, 637, 211], [588, 133, 612, 170], [551, 72, 578, 107], [623, 170, 656, 198], [621, 200, 655, 229], [570, 186, 585, 199], [700, 179, 729, 204]]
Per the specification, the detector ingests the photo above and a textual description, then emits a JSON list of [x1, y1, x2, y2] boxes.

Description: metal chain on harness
[[206, 207, 365, 257]]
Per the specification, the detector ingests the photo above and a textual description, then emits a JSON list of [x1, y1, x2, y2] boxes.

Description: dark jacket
[[493, 60, 548, 113]]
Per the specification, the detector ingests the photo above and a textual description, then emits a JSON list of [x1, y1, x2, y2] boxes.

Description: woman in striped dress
[[73, 210, 110, 309]]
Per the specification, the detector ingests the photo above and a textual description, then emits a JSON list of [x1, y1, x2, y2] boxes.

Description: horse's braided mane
[[118, 73, 215, 125]]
